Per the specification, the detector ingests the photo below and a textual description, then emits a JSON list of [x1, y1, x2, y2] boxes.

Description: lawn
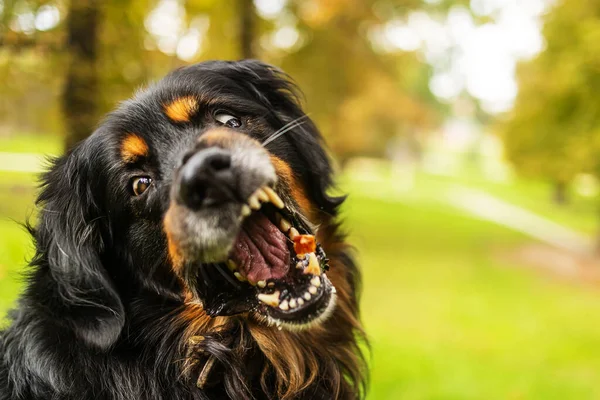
[[3, 136, 600, 398]]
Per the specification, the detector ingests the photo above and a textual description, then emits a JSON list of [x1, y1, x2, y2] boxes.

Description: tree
[[500, 0, 600, 241], [62, 0, 100, 149]]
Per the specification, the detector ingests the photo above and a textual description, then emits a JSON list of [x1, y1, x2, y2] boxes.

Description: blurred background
[[1, 0, 600, 398]]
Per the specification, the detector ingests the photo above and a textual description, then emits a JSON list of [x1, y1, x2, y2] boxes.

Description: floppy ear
[[31, 139, 125, 350], [233, 60, 345, 215]]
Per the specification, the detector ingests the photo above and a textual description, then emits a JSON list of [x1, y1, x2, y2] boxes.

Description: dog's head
[[33, 60, 347, 350]]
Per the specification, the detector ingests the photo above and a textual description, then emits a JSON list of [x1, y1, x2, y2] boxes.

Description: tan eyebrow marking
[[164, 96, 199, 123], [121, 133, 149, 163]]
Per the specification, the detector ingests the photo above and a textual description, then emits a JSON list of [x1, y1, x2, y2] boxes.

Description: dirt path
[[445, 186, 594, 256]]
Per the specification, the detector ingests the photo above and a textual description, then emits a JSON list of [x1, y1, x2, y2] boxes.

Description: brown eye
[[132, 176, 152, 196]]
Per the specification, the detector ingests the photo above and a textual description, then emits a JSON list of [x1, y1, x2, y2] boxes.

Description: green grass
[[3, 138, 600, 398], [0, 133, 62, 155], [345, 192, 600, 399]]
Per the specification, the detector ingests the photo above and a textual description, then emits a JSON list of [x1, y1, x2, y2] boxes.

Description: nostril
[[208, 154, 231, 172], [177, 148, 235, 209]]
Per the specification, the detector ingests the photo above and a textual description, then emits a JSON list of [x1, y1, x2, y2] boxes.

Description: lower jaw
[[257, 275, 337, 330]]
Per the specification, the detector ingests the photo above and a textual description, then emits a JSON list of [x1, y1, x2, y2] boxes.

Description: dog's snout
[[178, 148, 237, 209]]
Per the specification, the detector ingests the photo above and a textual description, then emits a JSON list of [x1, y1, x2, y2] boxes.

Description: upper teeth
[[279, 218, 291, 232], [245, 186, 285, 213], [263, 186, 285, 209]]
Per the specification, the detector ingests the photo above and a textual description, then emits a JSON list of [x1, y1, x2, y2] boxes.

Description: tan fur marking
[[164, 96, 199, 122], [120, 134, 149, 163], [269, 155, 316, 221], [164, 205, 185, 272]]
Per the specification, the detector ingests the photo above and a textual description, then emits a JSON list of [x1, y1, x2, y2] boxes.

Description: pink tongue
[[230, 213, 290, 283]]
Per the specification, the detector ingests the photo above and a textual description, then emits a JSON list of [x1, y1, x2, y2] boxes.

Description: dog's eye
[[215, 113, 242, 128], [131, 176, 152, 196]]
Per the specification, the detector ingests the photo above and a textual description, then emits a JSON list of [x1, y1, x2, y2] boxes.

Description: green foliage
[[501, 0, 600, 184], [0, 0, 444, 159]]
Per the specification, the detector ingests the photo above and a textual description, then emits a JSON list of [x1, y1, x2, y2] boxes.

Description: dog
[[0, 60, 366, 400]]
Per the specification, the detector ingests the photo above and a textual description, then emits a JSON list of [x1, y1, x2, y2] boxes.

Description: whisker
[[263, 121, 306, 147], [262, 115, 310, 147]]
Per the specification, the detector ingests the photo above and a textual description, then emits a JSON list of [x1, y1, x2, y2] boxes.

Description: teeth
[[267, 282, 275, 288], [256, 188, 269, 203], [279, 218, 291, 232], [234, 272, 246, 282], [241, 205, 251, 217], [303, 252, 321, 276], [308, 285, 318, 295], [263, 186, 285, 209], [310, 276, 321, 287], [331, 286, 337, 294], [248, 279, 257, 286], [227, 259, 237, 271], [289, 227, 299, 240], [257, 291, 280, 307], [303, 292, 311, 301], [279, 300, 289, 311], [297, 298, 304, 305], [296, 261, 304, 269], [257, 280, 266, 288], [248, 195, 261, 210], [289, 299, 297, 309]]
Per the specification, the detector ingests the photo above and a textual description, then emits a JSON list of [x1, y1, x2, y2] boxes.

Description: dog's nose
[[178, 148, 237, 209]]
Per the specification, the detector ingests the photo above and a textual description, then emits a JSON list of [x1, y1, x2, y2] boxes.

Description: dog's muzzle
[[164, 127, 336, 329]]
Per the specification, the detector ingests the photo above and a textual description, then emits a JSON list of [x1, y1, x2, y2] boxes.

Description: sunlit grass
[[344, 193, 600, 399]]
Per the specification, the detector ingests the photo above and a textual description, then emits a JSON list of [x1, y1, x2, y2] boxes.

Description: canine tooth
[[308, 285, 318, 295], [303, 292, 311, 301], [297, 298, 304, 305], [227, 259, 237, 271], [303, 253, 320, 276], [311, 276, 321, 287], [279, 300, 289, 310], [289, 227, 299, 240], [248, 195, 261, 210], [234, 272, 246, 282], [289, 299, 297, 308], [257, 291, 280, 307], [263, 186, 285, 209], [331, 287, 337, 294], [256, 188, 269, 203], [241, 205, 251, 217], [296, 261, 304, 269], [257, 280, 266, 288], [279, 218, 291, 232], [268, 282, 275, 287]]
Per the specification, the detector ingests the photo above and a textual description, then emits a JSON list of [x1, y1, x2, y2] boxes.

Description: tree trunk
[[62, 0, 100, 150], [552, 181, 568, 205], [239, 0, 255, 59]]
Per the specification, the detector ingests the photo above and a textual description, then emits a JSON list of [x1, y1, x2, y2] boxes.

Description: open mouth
[[195, 186, 336, 329]]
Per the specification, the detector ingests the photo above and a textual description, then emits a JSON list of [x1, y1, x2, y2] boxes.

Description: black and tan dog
[[0, 60, 366, 400]]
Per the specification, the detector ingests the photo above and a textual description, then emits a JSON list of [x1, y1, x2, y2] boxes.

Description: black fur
[[0, 60, 362, 400]]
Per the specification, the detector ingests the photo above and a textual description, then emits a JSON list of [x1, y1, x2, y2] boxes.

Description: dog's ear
[[32, 138, 125, 351], [233, 59, 346, 215]]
